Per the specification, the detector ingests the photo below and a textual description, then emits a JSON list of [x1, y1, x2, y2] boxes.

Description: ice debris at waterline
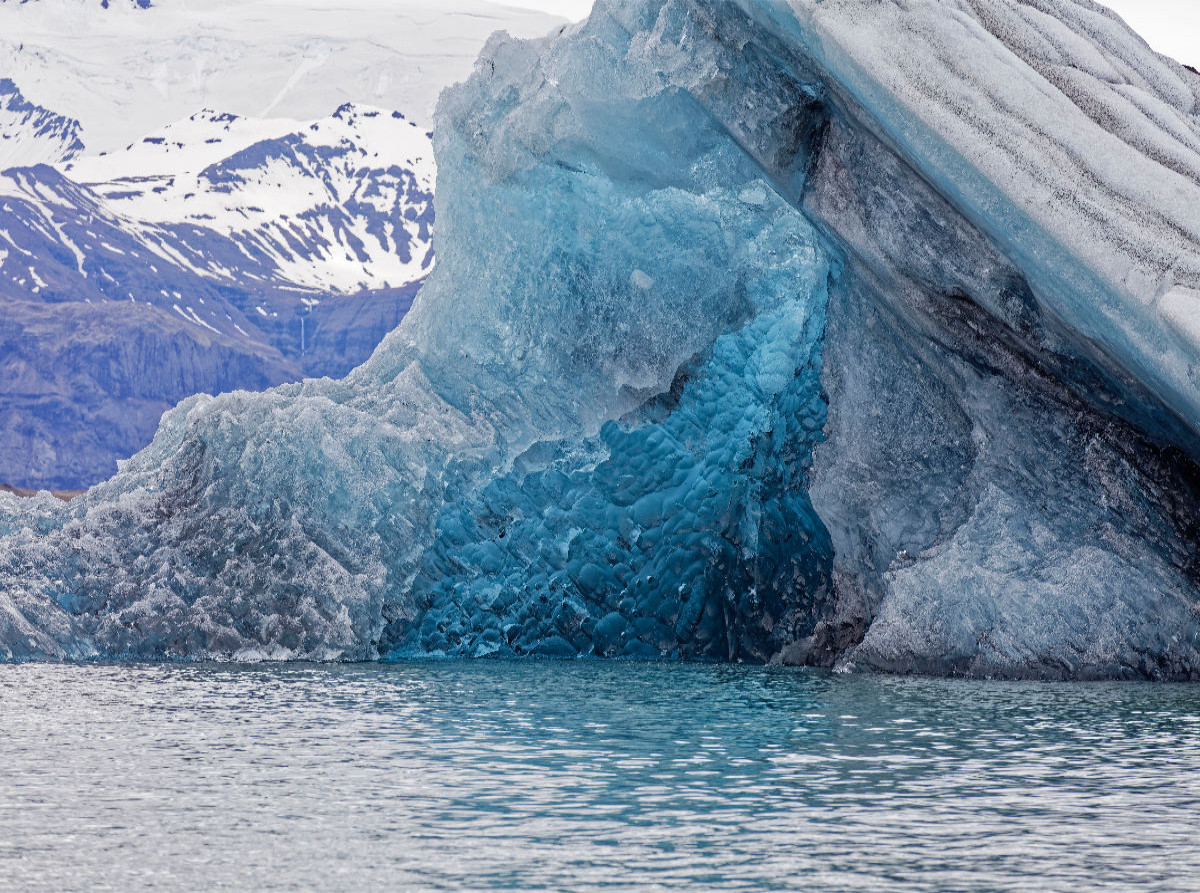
[[1, 0, 1199, 678]]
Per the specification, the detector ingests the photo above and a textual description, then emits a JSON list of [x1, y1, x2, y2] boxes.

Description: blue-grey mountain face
[[0, 102, 433, 489], [0, 0, 1198, 679]]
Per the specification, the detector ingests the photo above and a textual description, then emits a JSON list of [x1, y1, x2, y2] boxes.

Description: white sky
[[1100, 0, 1200, 67], [512, 0, 595, 19]]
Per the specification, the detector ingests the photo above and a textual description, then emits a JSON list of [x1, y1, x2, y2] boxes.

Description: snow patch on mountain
[[0, 0, 575, 154], [0, 77, 83, 167], [58, 103, 435, 293], [0, 98, 434, 487]]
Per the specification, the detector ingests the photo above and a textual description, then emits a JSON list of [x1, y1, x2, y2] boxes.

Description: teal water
[[1, 662, 1198, 891]]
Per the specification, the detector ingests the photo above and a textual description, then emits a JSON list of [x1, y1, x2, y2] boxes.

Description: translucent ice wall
[[2, 0, 1200, 678], [0, 0, 838, 663]]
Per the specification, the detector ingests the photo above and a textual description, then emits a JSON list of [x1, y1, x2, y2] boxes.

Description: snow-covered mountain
[[0, 0, 575, 153], [59, 103, 435, 296], [0, 77, 82, 167], [0, 101, 434, 488], [0, 0, 575, 489]]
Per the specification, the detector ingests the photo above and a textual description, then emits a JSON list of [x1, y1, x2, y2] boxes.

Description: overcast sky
[[1100, 0, 1199, 66], [521, 1, 1198, 68], [515, 0, 594, 20]]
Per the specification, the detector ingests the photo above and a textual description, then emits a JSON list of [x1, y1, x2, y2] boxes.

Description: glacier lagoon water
[[3, 662, 1200, 892]]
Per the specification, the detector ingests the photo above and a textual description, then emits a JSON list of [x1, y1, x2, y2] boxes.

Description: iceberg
[[1, 0, 1199, 679]]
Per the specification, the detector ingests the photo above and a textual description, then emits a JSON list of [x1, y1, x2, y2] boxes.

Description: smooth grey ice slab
[[777, 0, 1200, 439], [0, 0, 1198, 678]]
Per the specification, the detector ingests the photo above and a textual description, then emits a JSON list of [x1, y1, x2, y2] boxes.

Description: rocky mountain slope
[[0, 77, 82, 168], [0, 0, 572, 489], [1, 102, 433, 488]]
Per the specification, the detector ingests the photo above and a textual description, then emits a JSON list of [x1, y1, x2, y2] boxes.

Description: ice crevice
[[2, 0, 1200, 678]]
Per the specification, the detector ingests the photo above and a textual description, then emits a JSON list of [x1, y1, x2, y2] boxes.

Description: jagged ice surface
[[1, 0, 1199, 678]]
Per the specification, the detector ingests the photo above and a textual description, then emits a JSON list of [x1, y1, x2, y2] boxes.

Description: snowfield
[[0, 76, 83, 168], [0, 0, 576, 154]]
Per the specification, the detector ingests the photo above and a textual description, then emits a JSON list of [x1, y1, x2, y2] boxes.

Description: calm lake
[[2, 661, 1198, 891]]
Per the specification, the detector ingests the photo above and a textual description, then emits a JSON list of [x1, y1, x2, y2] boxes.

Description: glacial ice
[[1, 0, 1200, 678]]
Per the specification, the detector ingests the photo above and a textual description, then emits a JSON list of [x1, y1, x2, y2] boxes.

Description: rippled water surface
[[2, 662, 1199, 891]]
